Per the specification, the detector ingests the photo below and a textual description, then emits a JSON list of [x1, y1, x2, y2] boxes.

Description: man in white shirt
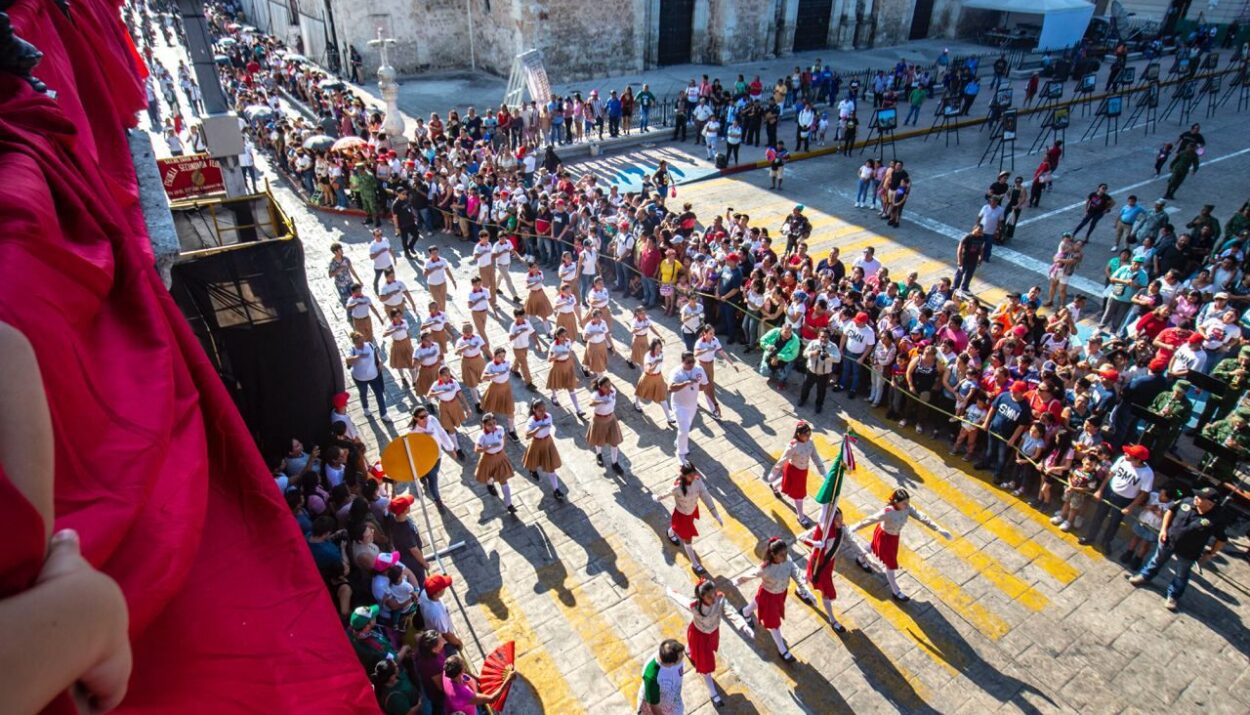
[[692, 99, 714, 146], [853, 247, 882, 280], [1083, 444, 1154, 550], [838, 312, 876, 399], [368, 228, 395, 293], [419, 574, 463, 654], [977, 197, 1006, 263], [668, 352, 709, 466]]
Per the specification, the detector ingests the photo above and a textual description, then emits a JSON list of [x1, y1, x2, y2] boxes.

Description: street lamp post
[[368, 28, 407, 155]]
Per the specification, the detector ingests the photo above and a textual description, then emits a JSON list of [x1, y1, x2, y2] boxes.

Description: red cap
[[1122, 444, 1151, 461], [854, 312, 870, 324], [388, 494, 415, 515], [726, 253, 740, 262], [1148, 357, 1168, 371], [423, 171, 434, 179], [332, 391, 350, 408], [1187, 333, 1204, 345], [1010, 380, 1028, 393], [1098, 368, 1119, 381], [424, 574, 453, 594], [1012, 325, 1028, 337]]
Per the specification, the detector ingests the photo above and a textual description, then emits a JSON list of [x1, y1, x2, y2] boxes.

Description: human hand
[[1120, 507, 1132, 516], [39, 529, 132, 714]]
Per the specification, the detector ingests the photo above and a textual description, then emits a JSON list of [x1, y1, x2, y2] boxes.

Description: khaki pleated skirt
[[523, 435, 562, 472], [631, 335, 649, 365], [546, 358, 578, 391], [584, 341, 609, 373], [556, 311, 579, 338], [526, 289, 553, 319], [415, 363, 440, 395], [636, 372, 668, 403], [437, 397, 466, 431], [353, 316, 374, 343], [390, 337, 415, 369], [461, 354, 486, 388], [586, 413, 624, 447], [475, 450, 512, 484], [481, 380, 515, 416]]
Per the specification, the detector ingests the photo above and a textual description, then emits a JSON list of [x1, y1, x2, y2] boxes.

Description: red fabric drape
[[0, 1, 374, 711]]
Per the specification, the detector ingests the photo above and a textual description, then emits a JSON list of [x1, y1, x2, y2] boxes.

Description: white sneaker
[[1050, 514, 1064, 525], [1058, 520, 1072, 532]]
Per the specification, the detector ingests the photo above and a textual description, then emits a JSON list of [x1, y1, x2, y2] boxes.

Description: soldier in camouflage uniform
[[1200, 409, 1250, 480], [1143, 379, 1193, 455], [1204, 346, 1250, 423], [350, 164, 381, 227]]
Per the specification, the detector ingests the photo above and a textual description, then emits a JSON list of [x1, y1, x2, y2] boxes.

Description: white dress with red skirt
[[667, 475, 717, 542], [750, 559, 812, 629], [850, 503, 943, 571], [770, 439, 826, 500]]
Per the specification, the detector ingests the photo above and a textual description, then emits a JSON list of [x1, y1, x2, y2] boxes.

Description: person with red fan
[[734, 537, 815, 663], [655, 464, 724, 576], [665, 580, 753, 708], [797, 507, 851, 633], [765, 421, 827, 529], [442, 654, 513, 714]]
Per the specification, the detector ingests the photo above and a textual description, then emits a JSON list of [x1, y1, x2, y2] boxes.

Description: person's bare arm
[[0, 323, 53, 540]]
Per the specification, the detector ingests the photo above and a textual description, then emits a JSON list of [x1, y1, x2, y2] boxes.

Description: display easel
[[1074, 73, 1098, 116], [1125, 80, 1160, 135], [1028, 106, 1069, 154], [860, 108, 898, 161], [1216, 63, 1248, 109], [1031, 81, 1064, 122], [1159, 79, 1199, 125], [1080, 97, 1122, 146], [1204, 75, 1223, 118], [925, 94, 963, 147], [978, 109, 1017, 171], [981, 87, 1013, 136]]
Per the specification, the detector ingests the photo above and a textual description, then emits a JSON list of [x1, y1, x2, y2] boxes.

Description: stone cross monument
[[368, 28, 407, 154]]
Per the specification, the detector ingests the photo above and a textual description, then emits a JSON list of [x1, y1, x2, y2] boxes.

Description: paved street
[[143, 31, 1250, 713]]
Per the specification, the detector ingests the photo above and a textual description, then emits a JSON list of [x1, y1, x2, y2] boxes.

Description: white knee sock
[[884, 569, 903, 597], [742, 601, 757, 619], [795, 498, 807, 522], [768, 627, 788, 655], [703, 673, 718, 699], [682, 542, 701, 568], [661, 402, 674, 421], [407, 367, 419, 384], [567, 390, 583, 413], [501, 482, 513, 507], [633, 398, 643, 409], [822, 597, 840, 627], [609, 446, 619, 463], [549, 391, 559, 405], [703, 392, 717, 412], [545, 471, 560, 490]]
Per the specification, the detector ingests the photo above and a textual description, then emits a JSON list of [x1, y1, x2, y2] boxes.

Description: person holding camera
[[758, 324, 801, 388], [798, 328, 840, 413]]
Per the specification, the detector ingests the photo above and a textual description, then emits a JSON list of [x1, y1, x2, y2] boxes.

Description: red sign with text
[[158, 154, 225, 200]]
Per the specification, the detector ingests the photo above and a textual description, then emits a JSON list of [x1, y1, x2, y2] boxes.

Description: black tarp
[[170, 238, 344, 464]]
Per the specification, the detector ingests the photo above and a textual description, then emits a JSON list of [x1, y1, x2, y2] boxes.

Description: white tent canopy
[[962, 0, 1096, 52]]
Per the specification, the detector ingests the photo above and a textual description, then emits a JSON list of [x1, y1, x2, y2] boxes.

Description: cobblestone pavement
[[143, 31, 1250, 713]]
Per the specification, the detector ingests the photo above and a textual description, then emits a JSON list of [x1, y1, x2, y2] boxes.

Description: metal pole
[[465, 0, 477, 71], [400, 437, 449, 575], [175, 0, 247, 197]]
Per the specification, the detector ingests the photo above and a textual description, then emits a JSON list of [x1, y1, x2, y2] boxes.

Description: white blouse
[[680, 303, 704, 333], [644, 351, 665, 375], [509, 320, 535, 348], [590, 387, 617, 415], [526, 271, 545, 291], [423, 312, 448, 333], [694, 337, 722, 364], [558, 262, 577, 284], [771, 439, 825, 476], [492, 240, 514, 265], [482, 359, 512, 384], [384, 322, 410, 342], [550, 341, 573, 360], [456, 335, 485, 358], [473, 242, 493, 268], [429, 378, 460, 403], [468, 288, 490, 312], [588, 287, 610, 310], [630, 318, 652, 337], [415, 343, 441, 367], [584, 321, 609, 344], [476, 428, 505, 454], [526, 413, 554, 439]]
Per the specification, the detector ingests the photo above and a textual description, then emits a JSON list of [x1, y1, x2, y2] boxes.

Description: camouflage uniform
[[1200, 410, 1250, 480], [350, 168, 380, 226], [1208, 348, 1250, 420], [1142, 384, 1193, 456]]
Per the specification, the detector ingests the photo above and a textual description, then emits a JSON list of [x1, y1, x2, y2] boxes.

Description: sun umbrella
[[217, 37, 237, 47], [243, 105, 275, 121], [284, 53, 308, 64], [318, 78, 346, 91], [214, 54, 230, 65], [478, 641, 515, 712], [303, 134, 335, 151], [331, 135, 367, 152], [225, 22, 240, 31]]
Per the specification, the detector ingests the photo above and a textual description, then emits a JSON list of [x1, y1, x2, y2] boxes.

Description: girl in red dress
[[656, 464, 724, 576], [848, 488, 951, 601], [664, 580, 753, 708], [798, 508, 851, 633], [766, 421, 827, 528], [734, 537, 814, 662]]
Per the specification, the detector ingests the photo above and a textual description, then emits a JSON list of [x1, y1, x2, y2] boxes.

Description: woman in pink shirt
[[442, 655, 513, 713]]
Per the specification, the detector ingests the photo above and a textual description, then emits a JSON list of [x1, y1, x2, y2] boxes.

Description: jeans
[[904, 105, 921, 125], [419, 207, 434, 231], [354, 375, 387, 414], [613, 261, 630, 292], [639, 107, 651, 131], [869, 368, 887, 404], [839, 354, 864, 393], [741, 314, 760, 346], [718, 303, 740, 341], [953, 261, 979, 291], [1072, 211, 1105, 240], [856, 178, 872, 205], [542, 237, 558, 267], [759, 359, 794, 384], [682, 331, 698, 352], [424, 458, 444, 503], [1086, 491, 1136, 548], [335, 187, 349, 209], [1100, 299, 1132, 330], [1137, 542, 1197, 600], [642, 276, 659, 307], [578, 273, 595, 300], [549, 123, 562, 145], [241, 165, 259, 192], [982, 433, 1013, 478], [608, 116, 620, 136]]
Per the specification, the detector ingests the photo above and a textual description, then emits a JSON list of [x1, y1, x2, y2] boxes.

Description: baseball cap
[[373, 551, 402, 572], [1148, 357, 1168, 372], [854, 312, 870, 324], [1009, 380, 1028, 393], [424, 574, 454, 594], [388, 494, 415, 515], [349, 605, 379, 630], [1122, 444, 1150, 461], [1195, 486, 1219, 500], [332, 391, 350, 409]]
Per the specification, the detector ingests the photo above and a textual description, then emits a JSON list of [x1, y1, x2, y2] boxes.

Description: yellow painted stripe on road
[[845, 419, 1086, 583], [809, 435, 1050, 613], [473, 586, 587, 714], [535, 558, 645, 704], [722, 469, 960, 676]]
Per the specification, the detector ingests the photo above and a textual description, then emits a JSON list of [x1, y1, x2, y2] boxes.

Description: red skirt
[[754, 586, 787, 629], [780, 462, 809, 500], [670, 505, 700, 542], [686, 622, 720, 674], [806, 548, 837, 599], [871, 525, 901, 570]]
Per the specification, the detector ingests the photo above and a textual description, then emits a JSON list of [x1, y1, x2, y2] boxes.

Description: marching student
[[735, 537, 815, 663], [382, 308, 417, 389], [466, 277, 493, 354], [474, 412, 516, 514], [492, 230, 523, 303], [423, 244, 456, 311], [421, 300, 451, 355], [694, 323, 738, 419], [582, 308, 612, 378], [479, 347, 520, 440], [524, 260, 554, 334], [428, 366, 471, 454], [797, 508, 850, 633], [627, 306, 662, 370], [546, 327, 586, 418], [412, 332, 442, 396], [553, 282, 582, 340], [664, 579, 753, 708], [586, 376, 625, 475], [523, 398, 566, 502], [472, 231, 498, 308], [765, 421, 828, 529], [669, 351, 709, 467], [633, 339, 676, 427], [508, 308, 540, 391], [453, 322, 486, 413], [655, 464, 724, 576], [850, 488, 952, 601], [586, 276, 615, 350], [346, 283, 383, 342]]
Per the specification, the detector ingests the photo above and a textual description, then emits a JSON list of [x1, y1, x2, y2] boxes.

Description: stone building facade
[[241, 0, 965, 82]]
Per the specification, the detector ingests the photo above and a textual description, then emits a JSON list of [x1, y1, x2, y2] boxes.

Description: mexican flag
[[815, 431, 857, 507]]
